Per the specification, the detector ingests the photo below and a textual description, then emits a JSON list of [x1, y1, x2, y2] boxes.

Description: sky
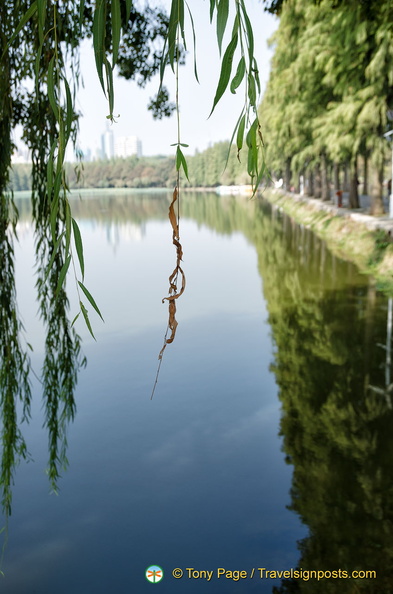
[[74, 1, 278, 158]]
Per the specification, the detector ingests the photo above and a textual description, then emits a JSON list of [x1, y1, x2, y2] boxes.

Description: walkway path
[[283, 190, 393, 235]]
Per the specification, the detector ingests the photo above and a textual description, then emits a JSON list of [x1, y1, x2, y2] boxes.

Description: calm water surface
[[3, 190, 392, 592]]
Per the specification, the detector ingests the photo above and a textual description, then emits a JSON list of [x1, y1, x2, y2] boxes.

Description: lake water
[[2, 190, 392, 592]]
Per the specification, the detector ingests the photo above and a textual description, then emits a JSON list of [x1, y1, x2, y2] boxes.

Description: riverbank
[[261, 188, 393, 292]]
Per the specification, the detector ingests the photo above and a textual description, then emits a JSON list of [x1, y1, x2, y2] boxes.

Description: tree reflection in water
[[0, 193, 31, 516], [257, 205, 393, 593], [1, 189, 85, 518]]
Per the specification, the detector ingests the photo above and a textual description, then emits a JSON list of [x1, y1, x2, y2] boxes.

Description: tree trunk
[[343, 162, 349, 192], [321, 153, 329, 201], [333, 163, 340, 191], [314, 164, 322, 198], [370, 163, 385, 215], [349, 157, 359, 209], [284, 158, 291, 191], [294, 173, 300, 194], [363, 154, 368, 196], [306, 170, 314, 197]]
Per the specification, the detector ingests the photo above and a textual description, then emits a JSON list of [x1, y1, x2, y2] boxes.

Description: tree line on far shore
[[9, 142, 250, 192]]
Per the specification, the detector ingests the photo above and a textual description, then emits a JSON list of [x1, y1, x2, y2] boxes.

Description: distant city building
[[114, 135, 142, 158], [101, 128, 114, 159]]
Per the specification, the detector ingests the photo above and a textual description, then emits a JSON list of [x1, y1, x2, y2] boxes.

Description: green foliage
[[187, 142, 251, 186], [210, 0, 264, 192], [368, 229, 391, 267], [260, 0, 393, 210]]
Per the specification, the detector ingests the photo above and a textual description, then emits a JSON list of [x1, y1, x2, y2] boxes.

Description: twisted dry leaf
[[151, 187, 186, 399]]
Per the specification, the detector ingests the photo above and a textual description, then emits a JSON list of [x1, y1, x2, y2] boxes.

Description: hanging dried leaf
[[168, 186, 179, 240], [151, 187, 186, 399]]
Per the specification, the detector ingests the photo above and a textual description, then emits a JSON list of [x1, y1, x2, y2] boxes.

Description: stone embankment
[[261, 188, 393, 291]]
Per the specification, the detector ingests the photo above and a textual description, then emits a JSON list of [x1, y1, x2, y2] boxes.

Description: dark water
[[2, 190, 392, 592]]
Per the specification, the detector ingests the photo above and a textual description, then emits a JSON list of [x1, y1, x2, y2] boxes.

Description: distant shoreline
[[12, 186, 221, 199]]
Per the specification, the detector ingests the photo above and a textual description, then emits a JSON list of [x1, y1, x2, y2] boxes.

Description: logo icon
[[146, 565, 164, 583]]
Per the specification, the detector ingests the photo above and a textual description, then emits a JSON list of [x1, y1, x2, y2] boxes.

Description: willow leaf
[[176, 146, 190, 181], [78, 282, 104, 322], [80, 302, 96, 340], [253, 159, 267, 195], [37, 0, 46, 45], [247, 145, 254, 177], [57, 120, 66, 172], [239, 1, 254, 66], [47, 56, 59, 120], [175, 145, 182, 170], [246, 118, 258, 149], [236, 112, 246, 153], [178, 0, 186, 49], [72, 218, 84, 280], [104, 57, 114, 117], [93, 0, 107, 96], [185, 1, 199, 82], [2, 1, 37, 57], [230, 56, 245, 93], [248, 72, 257, 106], [168, 0, 180, 70], [44, 232, 65, 283], [56, 255, 71, 296], [252, 118, 259, 152], [159, 40, 169, 89], [46, 140, 57, 197], [209, 30, 238, 117], [65, 200, 72, 257], [53, 169, 62, 197], [111, 0, 121, 66], [50, 192, 59, 240], [246, 119, 258, 177], [253, 58, 261, 94], [71, 312, 80, 328], [63, 76, 73, 144], [216, 0, 229, 55], [125, 0, 132, 18], [210, 0, 215, 22]]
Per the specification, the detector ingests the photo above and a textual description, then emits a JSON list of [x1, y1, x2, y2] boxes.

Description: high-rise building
[[101, 128, 114, 159], [114, 136, 142, 158]]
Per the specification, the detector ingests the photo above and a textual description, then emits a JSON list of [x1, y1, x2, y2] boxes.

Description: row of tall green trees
[[259, 0, 393, 213], [9, 142, 250, 190]]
